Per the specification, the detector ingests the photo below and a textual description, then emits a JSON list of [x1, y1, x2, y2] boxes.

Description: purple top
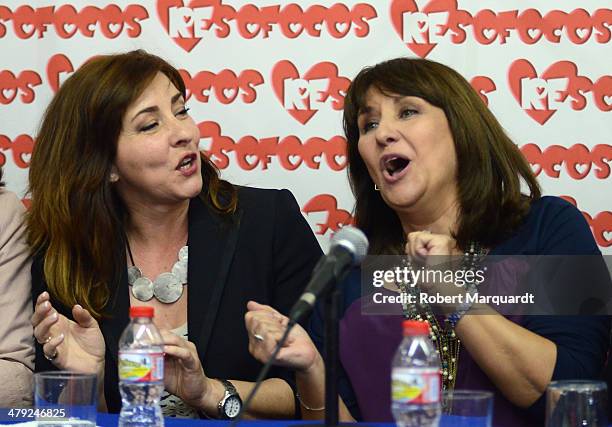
[[309, 196, 610, 427]]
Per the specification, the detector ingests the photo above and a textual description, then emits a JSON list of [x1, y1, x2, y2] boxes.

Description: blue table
[[93, 413, 467, 426], [95, 414, 393, 426]]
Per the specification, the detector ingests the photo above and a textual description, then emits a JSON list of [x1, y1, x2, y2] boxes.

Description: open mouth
[[177, 154, 197, 171], [382, 156, 410, 177]]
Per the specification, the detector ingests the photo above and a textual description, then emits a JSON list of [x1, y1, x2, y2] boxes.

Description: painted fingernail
[[43, 301, 50, 309]]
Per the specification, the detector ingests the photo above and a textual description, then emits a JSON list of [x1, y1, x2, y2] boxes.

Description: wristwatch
[[216, 379, 242, 419]]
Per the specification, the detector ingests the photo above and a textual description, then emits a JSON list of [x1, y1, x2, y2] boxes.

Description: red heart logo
[[390, 0, 457, 58], [272, 61, 343, 125], [157, 0, 217, 52], [508, 59, 572, 125]]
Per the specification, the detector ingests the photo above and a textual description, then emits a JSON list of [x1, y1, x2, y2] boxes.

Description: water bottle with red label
[[118, 306, 164, 427], [391, 320, 441, 427]]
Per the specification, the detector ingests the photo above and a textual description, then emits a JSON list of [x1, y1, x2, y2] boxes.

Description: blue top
[[309, 196, 610, 427]]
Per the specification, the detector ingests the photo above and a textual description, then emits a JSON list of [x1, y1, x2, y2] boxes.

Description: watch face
[[224, 396, 242, 418]]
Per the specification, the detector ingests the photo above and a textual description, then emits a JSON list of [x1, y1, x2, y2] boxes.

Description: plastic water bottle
[[118, 306, 164, 427], [391, 320, 441, 427]]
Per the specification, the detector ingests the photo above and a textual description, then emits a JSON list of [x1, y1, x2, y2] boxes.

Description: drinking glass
[[546, 380, 607, 427], [34, 371, 97, 426], [441, 390, 493, 427]]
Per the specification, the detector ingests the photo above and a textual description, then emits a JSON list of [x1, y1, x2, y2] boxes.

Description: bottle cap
[[130, 306, 154, 318], [402, 320, 430, 336]]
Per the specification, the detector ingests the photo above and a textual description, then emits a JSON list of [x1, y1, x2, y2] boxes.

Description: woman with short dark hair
[[246, 57, 610, 427]]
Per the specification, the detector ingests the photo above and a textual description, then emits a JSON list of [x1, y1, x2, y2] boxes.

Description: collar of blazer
[[99, 195, 243, 367]]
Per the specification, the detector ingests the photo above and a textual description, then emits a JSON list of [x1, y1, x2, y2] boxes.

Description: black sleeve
[[270, 189, 322, 319], [523, 199, 610, 416], [268, 189, 322, 417]]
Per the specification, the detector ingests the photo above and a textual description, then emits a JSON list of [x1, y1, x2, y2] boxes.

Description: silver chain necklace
[[126, 241, 188, 304]]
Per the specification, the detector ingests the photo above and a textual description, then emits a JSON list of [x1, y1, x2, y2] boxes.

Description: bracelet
[[296, 392, 325, 411], [446, 283, 477, 328]]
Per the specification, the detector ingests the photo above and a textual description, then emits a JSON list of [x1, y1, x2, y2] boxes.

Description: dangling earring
[[109, 173, 119, 183]]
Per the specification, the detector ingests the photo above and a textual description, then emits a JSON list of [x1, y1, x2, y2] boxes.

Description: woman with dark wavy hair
[[0, 167, 34, 407], [246, 58, 609, 426], [28, 50, 321, 419]]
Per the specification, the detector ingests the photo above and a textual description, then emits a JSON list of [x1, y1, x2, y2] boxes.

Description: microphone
[[288, 226, 369, 325]]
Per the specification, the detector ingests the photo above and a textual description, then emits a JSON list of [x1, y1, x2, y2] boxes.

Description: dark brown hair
[[28, 50, 237, 318], [343, 58, 540, 254]]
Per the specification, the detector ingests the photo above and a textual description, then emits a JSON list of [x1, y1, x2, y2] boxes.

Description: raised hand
[[405, 230, 461, 260], [31, 291, 105, 374], [245, 301, 319, 373]]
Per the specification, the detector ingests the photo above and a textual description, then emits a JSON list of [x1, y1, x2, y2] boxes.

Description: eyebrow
[[130, 92, 184, 123], [358, 96, 415, 117]]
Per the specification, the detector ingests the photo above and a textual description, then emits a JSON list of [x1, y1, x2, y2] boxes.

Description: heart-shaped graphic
[[575, 163, 589, 175], [245, 154, 258, 166], [575, 27, 589, 39], [335, 21, 349, 34], [108, 22, 122, 35], [62, 23, 77, 34], [482, 28, 496, 39], [20, 152, 32, 166], [21, 24, 34, 35], [222, 87, 237, 100], [334, 154, 347, 167], [390, 0, 457, 58], [272, 60, 341, 125], [604, 95, 612, 106], [604, 230, 612, 242], [288, 154, 301, 165], [157, 0, 215, 52], [527, 28, 540, 39], [246, 22, 259, 34], [0, 88, 16, 102], [508, 59, 573, 125], [288, 22, 302, 33]]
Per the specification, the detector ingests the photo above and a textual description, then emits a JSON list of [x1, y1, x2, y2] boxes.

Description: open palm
[[52, 307, 105, 373]]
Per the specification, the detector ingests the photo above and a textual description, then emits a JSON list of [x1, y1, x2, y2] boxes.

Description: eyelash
[[138, 107, 191, 132], [360, 108, 417, 133]]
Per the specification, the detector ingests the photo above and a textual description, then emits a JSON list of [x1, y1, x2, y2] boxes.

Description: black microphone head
[[331, 226, 369, 265]]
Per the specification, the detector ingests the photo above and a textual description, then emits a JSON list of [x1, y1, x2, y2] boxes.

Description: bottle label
[[118, 351, 164, 382], [391, 367, 440, 404]]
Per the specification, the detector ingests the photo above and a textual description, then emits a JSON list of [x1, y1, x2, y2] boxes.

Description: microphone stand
[[324, 286, 341, 427]]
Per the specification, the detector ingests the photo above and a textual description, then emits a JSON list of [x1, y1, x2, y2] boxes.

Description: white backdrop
[[0, 0, 610, 253]]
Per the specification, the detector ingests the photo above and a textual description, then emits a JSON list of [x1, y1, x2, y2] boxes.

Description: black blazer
[[33, 187, 323, 414]]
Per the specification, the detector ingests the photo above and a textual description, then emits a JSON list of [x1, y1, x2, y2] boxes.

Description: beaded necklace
[[396, 242, 485, 394]]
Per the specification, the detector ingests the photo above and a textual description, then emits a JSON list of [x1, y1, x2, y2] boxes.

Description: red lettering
[[0, 134, 34, 169], [197, 121, 348, 171], [520, 143, 612, 180], [302, 194, 354, 235]]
